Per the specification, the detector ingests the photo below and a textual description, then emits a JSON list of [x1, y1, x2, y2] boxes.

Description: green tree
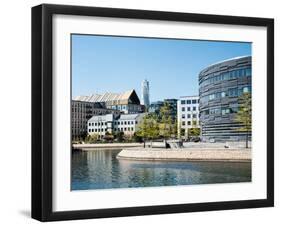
[[188, 128, 200, 137], [188, 119, 200, 137], [85, 134, 99, 143], [235, 93, 252, 148], [136, 114, 159, 147], [159, 103, 175, 139]]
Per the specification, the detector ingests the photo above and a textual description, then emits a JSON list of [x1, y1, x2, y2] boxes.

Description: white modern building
[[88, 113, 145, 137], [141, 79, 150, 109], [177, 96, 200, 138]]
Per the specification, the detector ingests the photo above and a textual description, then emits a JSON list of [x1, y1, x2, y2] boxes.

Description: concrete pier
[[117, 148, 251, 162]]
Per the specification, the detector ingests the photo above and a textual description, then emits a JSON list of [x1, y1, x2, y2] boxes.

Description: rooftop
[[74, 90, 137, 103]]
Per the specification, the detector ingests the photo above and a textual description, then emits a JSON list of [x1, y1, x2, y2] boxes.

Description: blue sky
[[72, 34, 251, 101]]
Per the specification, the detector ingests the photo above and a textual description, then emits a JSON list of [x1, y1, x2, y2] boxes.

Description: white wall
[[0, 0, 279, 225]]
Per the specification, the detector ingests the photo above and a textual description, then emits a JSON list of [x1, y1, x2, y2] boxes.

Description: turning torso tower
[[141, 79, 150, 109]]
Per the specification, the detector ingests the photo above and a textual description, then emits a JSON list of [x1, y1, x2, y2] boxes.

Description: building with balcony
[[199, 56, 252, 142]]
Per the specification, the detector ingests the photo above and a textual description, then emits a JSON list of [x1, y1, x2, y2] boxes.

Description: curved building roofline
[[199, 55, 251, 75], [207, 55, 251, 67]]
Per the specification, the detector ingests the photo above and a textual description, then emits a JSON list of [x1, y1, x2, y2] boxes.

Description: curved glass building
[[199, 56, 252, 142]]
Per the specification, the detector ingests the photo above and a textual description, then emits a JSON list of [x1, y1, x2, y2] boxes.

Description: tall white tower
[[141, 79, 150, 109]]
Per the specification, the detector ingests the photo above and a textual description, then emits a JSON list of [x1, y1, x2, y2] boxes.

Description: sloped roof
[[73, 90, 139, 104]]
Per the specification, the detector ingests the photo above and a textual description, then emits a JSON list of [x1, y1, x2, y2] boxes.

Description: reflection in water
[[71, 149, 251, 190]]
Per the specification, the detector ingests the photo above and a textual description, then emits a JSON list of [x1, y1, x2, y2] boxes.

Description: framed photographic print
[[32, 4, 274, 221]]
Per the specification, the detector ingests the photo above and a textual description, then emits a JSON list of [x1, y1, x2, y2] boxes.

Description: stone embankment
[[117, 148, 251, 162], [72, 143, 143, 151]]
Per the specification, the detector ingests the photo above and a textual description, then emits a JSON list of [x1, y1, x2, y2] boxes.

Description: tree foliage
[[235, 92, 252, 148], [159, 103, 177, 138], [137, 103, 178, 144], [136, 114, 159, 141], [188, 128, 200, 137]]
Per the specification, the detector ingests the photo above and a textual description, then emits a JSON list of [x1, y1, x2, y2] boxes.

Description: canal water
[[71, 149, 251, 190]]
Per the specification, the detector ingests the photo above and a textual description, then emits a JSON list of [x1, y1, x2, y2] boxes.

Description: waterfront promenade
[[117, 148, 251, 162]]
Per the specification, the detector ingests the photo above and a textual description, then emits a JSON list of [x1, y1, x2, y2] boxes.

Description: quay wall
[[117, 148, 251, 162]]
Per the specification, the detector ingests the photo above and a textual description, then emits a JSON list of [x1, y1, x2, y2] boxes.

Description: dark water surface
[[71, 149, 251, 190]]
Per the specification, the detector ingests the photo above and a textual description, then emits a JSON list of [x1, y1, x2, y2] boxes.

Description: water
[[71, 149, 251, 190]]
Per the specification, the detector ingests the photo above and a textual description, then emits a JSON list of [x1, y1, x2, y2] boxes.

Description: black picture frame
[[32, 3, 274, 222]]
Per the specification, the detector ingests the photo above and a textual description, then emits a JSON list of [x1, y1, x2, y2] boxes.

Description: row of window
[[200, 67, 251, 87], [182, 113, 197, 119], [109, 104, 142, 111], [181, 120, 198, 126], [181, 106, 198, 112], [202, 105, 239, 116], [88, 127, 135, 133], [88, 120, 137, 127], [200, 86, 251, 103], [180, 99, 199, 105]]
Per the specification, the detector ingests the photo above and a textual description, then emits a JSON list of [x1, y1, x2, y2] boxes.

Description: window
[[246, 68, 251, 76], [222, 108, 230, 115], [229, 88, 238, 97], [193, 114, 197, 118], [124, 121, 127, 125], [182, 121, 185, 126], [181, 100, 185, 104], [243, 86, 250, 93], [182, 114, 185, 119], [187, 107, 190, 111], [186, 100, 191, 104], [229, 103, 238, 113], [182, 107, 185, 111], [187, 114, 191, 118], [209, 94, 215, 100], [192, 100, 196, 104], [193, 106, 196, 111], [221, 92, 226, 98], [187, 121, 191, 125]]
